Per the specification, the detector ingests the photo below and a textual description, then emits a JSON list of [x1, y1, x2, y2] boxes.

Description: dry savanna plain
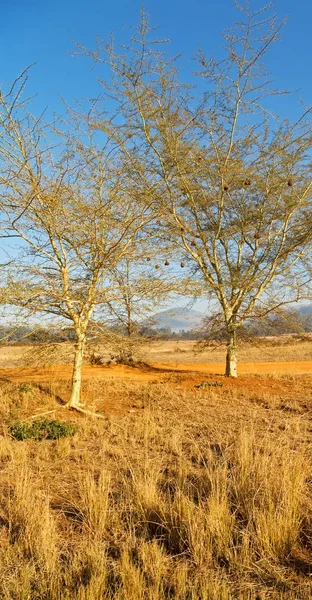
[[1, 335, 312, 599]]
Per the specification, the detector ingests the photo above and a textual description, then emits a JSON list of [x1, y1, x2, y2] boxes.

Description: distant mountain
[[297, 304, 312, 331], [144, 303, 312, 335], [144, 308, 205, 332], [298, 303, 312, 317]]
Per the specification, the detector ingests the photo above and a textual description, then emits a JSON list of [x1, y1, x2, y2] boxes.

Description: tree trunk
[[225, 328, 237, 377], [66, 334, 86, 408], [126, 319, 132, 338], [126, 301, 134, 338]]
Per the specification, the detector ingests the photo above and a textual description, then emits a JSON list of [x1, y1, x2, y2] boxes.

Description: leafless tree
[[0, 91, 154, 410], [79, 3, 312, 376]]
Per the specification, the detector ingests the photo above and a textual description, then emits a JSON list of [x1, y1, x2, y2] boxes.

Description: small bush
[[194, 381, 223, 389], [18, 383, 35, 395], [10, 418, 78, 441]]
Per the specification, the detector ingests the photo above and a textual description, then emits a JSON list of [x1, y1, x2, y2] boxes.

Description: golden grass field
[[0, 337, 312, 599], [0, 336, 311, 368]]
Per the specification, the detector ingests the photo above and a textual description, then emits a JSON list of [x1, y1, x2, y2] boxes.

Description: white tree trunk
[[225, 329, 237, 377], [66, 334, 86, 408]]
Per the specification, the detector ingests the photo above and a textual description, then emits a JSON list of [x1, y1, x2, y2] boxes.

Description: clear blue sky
[[1, 0, 311, 118]]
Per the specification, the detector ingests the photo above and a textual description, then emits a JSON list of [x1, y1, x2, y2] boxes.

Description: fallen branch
[[63, 404, 107, 419], [25, 409, 57, 421]]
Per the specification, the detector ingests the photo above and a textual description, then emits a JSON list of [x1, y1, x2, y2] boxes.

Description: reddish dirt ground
[[150, 361, 312, 375], [1, 360, 311, 419], [0, 359, 310, 384]]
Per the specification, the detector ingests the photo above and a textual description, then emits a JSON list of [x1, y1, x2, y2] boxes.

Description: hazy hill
[[297, 304, 312, 331], [144, 303, 312, 336], [298, 304, 312, 317], [144, 308, 205, 332]]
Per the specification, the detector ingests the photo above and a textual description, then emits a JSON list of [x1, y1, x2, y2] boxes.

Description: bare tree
[[1, 99, 154, 410], [80, 3, 312, 376]]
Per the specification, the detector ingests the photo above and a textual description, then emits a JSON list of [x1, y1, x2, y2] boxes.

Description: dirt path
[[150, 361, 312, 375], [0, 359, 310, 384]]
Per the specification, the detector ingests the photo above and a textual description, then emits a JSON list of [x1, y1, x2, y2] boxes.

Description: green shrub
[[10, 419, 78, 441], [18, 383, 36, 395], [194, 381, 223, 389]]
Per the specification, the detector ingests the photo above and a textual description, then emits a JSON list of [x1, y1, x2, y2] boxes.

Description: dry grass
[[148, 336, 312, 364], [0, 334, 311, 370], [1, 369, 312, 599]]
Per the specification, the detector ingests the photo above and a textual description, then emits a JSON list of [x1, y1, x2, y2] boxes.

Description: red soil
[[1, 360, 311, 418], [0, 359, 310, 385]]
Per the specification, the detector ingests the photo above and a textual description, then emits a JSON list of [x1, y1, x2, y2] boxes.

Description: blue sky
[[1, 0, 311, 315], [1, 0, 311, 119]]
